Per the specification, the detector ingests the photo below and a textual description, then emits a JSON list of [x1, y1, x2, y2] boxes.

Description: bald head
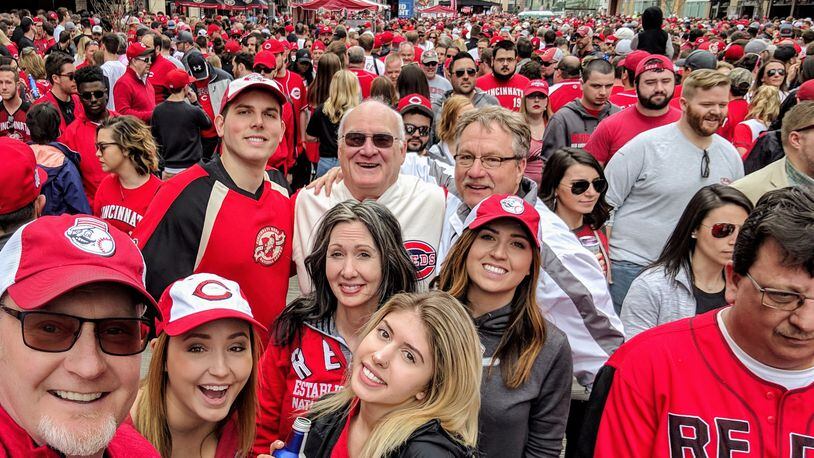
[[557, 55, 581, 80]]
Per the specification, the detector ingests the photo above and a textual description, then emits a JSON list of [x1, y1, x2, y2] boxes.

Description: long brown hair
[[134, 328, 262, 457], [307, 52, 341, 108], [437, 225, 546, 389]]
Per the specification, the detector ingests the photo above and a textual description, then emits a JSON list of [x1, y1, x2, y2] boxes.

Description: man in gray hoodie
[[541, 58, 619, 161], [431, 52, 499, 117]]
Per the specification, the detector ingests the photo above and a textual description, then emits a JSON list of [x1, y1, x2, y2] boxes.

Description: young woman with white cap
[[131, 272, 265, 458]]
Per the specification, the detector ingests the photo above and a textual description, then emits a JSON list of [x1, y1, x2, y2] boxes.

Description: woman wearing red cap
[[132, 273, 265, 458], [437, 194, 572, 457], [520, 79, 550, 185]]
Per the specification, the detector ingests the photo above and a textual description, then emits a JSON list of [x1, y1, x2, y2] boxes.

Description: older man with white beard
[[0, 214, 160, 457], [604, 69, 745, 314]]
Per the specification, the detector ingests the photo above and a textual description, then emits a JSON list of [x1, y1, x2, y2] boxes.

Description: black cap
[[186, 52, 209, 81], [295, 49, 311, 63]]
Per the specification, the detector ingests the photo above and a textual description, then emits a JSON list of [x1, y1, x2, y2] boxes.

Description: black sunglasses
[[80, 90, 106, 100], [454, 68, 477, 78], [0, 305, 153, 356], [767, 68, 786, 77], [568, 178, 608, 195], [58, 72, 75, 80], [701, 223, 740, 238], [343, 132, 398, 148], [254, 66, 274, 74], [405, 124, 430, 136], [135, 55, 153, 64]]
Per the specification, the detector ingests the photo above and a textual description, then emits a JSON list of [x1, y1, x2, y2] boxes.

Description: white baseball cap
[[156, 273, 266, 336], [220, 73, 288, 112]]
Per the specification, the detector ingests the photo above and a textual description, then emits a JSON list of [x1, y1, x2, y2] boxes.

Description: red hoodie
[[113, 67, 156, 123]]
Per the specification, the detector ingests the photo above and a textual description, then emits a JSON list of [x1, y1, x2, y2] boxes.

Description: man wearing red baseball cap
[[398, 93, 434, 156], [608, 50, 650, 109], [264, 39, 308, 167], [134, 74, 293, 331], [0, 138, 47, 250], [586, 54, 681, 165], [112, 42, 156, 123], [0, 214, 161, 457]]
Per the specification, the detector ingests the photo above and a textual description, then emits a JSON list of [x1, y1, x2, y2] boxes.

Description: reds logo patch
[[193, 279, 233, 301], [290, 87, 301, 100], [254, 226, 286, 266], [404, 240, 436, 280], [64, 217, 116, 257], [499, 196, 525, 215]]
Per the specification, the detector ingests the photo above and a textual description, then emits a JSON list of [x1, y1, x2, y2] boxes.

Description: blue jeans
[[316, 157, 339, 179], [609, 260, 646, 316]]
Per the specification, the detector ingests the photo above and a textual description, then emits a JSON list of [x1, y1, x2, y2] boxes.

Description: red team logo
[[254, 225, 286, 266], [192, 279, 233, 301], [404, 240, 436, 280]]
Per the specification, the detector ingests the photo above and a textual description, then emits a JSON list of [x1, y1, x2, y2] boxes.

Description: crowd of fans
[[0, 4, 813, 458]]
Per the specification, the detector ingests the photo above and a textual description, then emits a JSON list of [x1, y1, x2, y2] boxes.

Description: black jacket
[[303, 403, 475, 457], [635, 6, 670, 56]]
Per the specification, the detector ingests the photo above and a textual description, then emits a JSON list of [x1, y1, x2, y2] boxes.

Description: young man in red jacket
[[141, 32, 177, 104], [35, 52, 83, 132], [113, 42, 156, 123]]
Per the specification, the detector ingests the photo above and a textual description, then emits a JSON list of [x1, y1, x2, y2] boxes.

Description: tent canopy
[[420, 4, 455, 12], [294, 0, 381, 9]]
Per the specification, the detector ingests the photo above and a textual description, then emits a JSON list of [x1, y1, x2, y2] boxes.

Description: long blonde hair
[[747, 84, 781, 125], [436, 95, 473, 144], [308, 291, 482, 458], [134, 329, 262, 458], [323, 70, 360, 123], [19, 48, 46, 80]]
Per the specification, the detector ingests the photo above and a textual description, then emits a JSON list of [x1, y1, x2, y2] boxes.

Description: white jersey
[[364, 55, 385, 76], [293, 174, 446, 293], [101, 60, 127, 111]]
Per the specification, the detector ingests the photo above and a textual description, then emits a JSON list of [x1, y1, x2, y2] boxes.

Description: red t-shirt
[[669, 84, 683, 110], [584, 105, 682, 164], [548, 79, 583, 113], [476, 73, 530, 111], [608, 88, 638, 109], [331, 403, 359, 458], [349, 67, 376, 99], [718, 98, 749, 143], [194, 80, 218, 138], [0, 100, 31, 142], [93, 174, 162, 236]]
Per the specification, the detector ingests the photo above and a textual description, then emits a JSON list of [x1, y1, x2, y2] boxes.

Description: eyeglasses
[[423, 61, 439, 67], [80, 90, 106, 100], [541, 61, 555, 67], [701, 222, 740, 238], [745, 272, 813, 312], [134, 56, 153, 64], [0, 305, 153, 356], [701, 149, 710, 178], [254, 66, 274, 74], [766, 68, 786, 77], [58, 72, 75, 80], [405, 124, 430, 136], [342, 132, 399, 148], [526, 93, 547, 101], [454, 153, 519, 169], [565, 178, 608, 195], [95, 142, 119, 151], [454, 68, 477, 78]]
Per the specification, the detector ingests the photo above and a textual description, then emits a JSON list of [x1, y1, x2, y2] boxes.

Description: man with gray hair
[[398, 41, 415, 65], [293, 99, 447, 292], [347, 45, 376, 99]]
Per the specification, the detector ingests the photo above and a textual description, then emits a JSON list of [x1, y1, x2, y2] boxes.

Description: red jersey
[[61, 110, 119, 203], [134, 156, 292, 331], [0, 100, 31, 142], [476, 73, 530, 111], [593, 309, 814, 458], [93, 174, 162, 236], [194, 80, 218, 138], [719, 98, 749, 143], [275, 69, 308, 150], [584, 105, 681, 164], [253, 322, 347, 454], [349, 67, 375, 99], [34, 37, 54, 55], [146, 53, 177, 104], [548, 79, 583, 113], [608, 88, 638, 109]]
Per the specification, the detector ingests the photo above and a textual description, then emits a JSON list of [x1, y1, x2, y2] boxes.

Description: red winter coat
[[34, 91, 84, 133], [113, 67, 156, 123]]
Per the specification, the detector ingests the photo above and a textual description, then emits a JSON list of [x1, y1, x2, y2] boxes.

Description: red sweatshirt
[[60, 110, 119, 203], [113, 67, 156, 123], [34, 91, 84, 133], [146, 53, 177, 104]]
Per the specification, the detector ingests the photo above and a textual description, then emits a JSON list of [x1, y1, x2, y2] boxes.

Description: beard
[[638, 89, 673, 110], [492, 67, 513, 81], [38, 413, 118, 456], [686, 104, 723, 137], [407, 138, 430, 153]]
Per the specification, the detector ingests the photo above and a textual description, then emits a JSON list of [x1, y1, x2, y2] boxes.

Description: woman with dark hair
[[369, 75, 398, 107], [396, 63, 430, 99], [253, 200, 418, 455], [750, 58, 789, 102], [437, 194, 572, 457], [538, 147, 612, 276], [621, 184, 753, 338]]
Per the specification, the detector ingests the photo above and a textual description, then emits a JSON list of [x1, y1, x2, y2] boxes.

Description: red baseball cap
[[575, 26, 593, 37], [397, 93, 433, 119], [797, 79, 814, 102], [381, 31, 394, 44], [634, 54, 675, 79], [392, 35, 407, 45], [261, 38, 286, 55], [156, 273, 265, 336], [312, 40, 326, 51], [166, 68, 194, 90], [254, 50, 277, 69], [724, 44, 744, 61], [285, 25, 294, 33], [524, 79, 549, 97], [126, 42, 152, 60], [224, 39, 241, 54], [463, 195, 541, 247], [220, 73, 287, 112], [541, 47, 563, 63], [0, 215, 159, 316], [0, 138, 47, 214], [623, 50, 651, 72]]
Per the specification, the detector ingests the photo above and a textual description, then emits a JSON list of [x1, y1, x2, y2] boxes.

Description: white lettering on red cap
[[500, 196, 525, 215], [64, 217, 116, 257], [192, 279, 233, 301], [409, 95, 423, 105]]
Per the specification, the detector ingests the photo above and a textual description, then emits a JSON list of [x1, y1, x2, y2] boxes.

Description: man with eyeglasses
[[420, 50, 451, 105], [0, 214, 161, 457], [293, 99, 446, 292], [476, 40, 530, 111], [431, 53, 498, 118], [604, 69, 743, 315], [112, 42, 155, 123], [733, 101, 814, 203], [35, 52, 82, 133], [582, 187, 814, 458], [61, 65, 118, 203]]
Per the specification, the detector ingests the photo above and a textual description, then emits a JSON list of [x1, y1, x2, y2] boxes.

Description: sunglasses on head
[[80, 90, 106, 100], [454, 68, 477, 78], [568, 178, 607, 195], [0, 305, 153, 356], [767, 68, 786, 77], [702, 223, 740, 238], [405, 124, 430, 136], [343, 132, 398, 148]]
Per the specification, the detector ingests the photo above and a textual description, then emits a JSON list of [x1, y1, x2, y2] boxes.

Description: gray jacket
[[620, 263, 695, 339], [475, 303, 572, 457], [540, 99, 619, 160], [182, 55, 233, 117]]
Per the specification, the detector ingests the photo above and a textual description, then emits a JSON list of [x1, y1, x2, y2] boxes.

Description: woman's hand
[[306, 167, 343, 196], [256, 440, 285, 457], [596, 251, 607, 276]]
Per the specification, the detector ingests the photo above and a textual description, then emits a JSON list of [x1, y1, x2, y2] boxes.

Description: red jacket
[[60, 110, 119, 203], [34, 91, 84, 133], [0, 404, 159, 457], [113, 67, 156, 123], [147, 53, 177, 104], [253, 320, 348, 454], [595, 308, 814, 457]]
